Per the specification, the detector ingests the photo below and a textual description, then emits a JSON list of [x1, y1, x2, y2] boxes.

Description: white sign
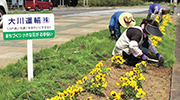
[[3, 14, 55, 81], [3, 14, 55, 40]]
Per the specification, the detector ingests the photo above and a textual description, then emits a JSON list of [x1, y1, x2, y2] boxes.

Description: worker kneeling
[[112, 19, 164, 66]]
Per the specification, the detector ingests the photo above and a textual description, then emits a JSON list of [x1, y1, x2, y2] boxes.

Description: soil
[[77, 18, 177, 100], [78, 59, 172, 100]]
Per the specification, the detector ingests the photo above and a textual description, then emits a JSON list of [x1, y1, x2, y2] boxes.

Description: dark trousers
[[122, 47, 149, 66], [147, 12, 152, 20]]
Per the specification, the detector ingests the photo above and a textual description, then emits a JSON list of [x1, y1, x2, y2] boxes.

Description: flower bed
[[47, 14, 174, 100]]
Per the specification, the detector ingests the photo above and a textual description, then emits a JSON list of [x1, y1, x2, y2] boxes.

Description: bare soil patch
[[78, 59, 172, 100]]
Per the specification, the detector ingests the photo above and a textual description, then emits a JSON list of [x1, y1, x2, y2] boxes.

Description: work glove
[[152, 13, 156, 19], [156, 53, 164, 60], [141, 54, 148, 61]]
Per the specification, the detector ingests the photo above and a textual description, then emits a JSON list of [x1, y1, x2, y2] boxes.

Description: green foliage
[[77, 0, 143, 7], [156, 22, 176, 67]]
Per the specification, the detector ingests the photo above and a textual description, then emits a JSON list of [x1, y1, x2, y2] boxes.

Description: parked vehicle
[[0, 0, 8, 28], [25, 0, 53, 11]]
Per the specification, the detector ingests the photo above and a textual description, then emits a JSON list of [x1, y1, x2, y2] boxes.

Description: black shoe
[[111, 36, 117, 42]]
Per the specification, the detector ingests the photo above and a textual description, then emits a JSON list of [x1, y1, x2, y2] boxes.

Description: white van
[[0, 0, 8, 28]]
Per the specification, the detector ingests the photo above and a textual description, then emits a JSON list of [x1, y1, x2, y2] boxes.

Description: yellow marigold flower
[[116, 60, 121, 64], [57, 92, 64, 97], [63, 90, 68, 97], [82, 76, 87, 83], [116, 53, 120, 56], [116, 82, 120, 86], [141, 61, 147, 67], [133, 67, 137, 72], [115, 94, 121, 100], [137, 88, 143, 92], [130, 80, 137, 88], [154, 44, 157, 47], [125, 72, 130, 77], [139, 74, 145, 81], [78, 87, 83, 93], [121, 82, 127, 87], [92, 68, 96, 72], [129, 71, 134, 76], [106, 68, 111, 71], [96, 63, 101, 68], [95, 75, 100, 81], [136, 90, 146, 98], [100, 60, 104, 63], [135, 63, 141, 67], [102, 82, 107, 88], [92, 83, 95, 85], [90, 85, 94, 88], [110, 91, 117, 97], [133, 75, 138, 80], [121, 77, 130, 86], [91, 78, 94, 82], [72, 85, 78, 89], [76, 80, 82, 85], [101, 77, 106, 82], [69, 91, 74, 97], [98, 72, 104, 78], [119, 76, 124, 82], [130, 77, 133, 81], [97, 83, 101, 87], [96, 68, 101, 73], [66, 86, 72, 92], [98, 62, 103, 66], [86, 97, 92, 100], [134, 86, 138, 91], [50, 97, 57, 100], [155, 16, 160, 23], [118, 93, 121, 96], [162, 31, 166, 35], [73, 89, 79, 96], [160, 27, 165, 31], [111, 59, 114, 63], [89, 71, 94, 75]]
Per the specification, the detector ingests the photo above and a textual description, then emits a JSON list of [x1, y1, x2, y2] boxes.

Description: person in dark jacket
[[109, 11, 136, 41], [112, 19, 164, 66]]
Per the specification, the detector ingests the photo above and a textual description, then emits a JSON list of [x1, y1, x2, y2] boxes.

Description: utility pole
[[173, 0, 178, 15], [86, 0, 88, 7], [60, 0, 61, 6], [83, 0, 89, 7], [62, 0, 64, 6], [59, 0, 65, 7]]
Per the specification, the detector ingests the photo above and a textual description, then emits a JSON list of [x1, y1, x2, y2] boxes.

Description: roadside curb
[[170, 16, 180, 100]]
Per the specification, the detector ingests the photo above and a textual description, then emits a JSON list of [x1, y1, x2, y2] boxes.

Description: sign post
[[27, 39, 33, 81], [3, 14, 55, 81]]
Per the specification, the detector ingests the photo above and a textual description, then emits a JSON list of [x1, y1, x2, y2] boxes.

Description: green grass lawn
[[0, 17, 176, 99]]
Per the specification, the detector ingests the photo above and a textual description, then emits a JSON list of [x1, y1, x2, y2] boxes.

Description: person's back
[[147, 3, 164, 22], [149, 3, 163, 13], [109, 11, 135, 41]]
